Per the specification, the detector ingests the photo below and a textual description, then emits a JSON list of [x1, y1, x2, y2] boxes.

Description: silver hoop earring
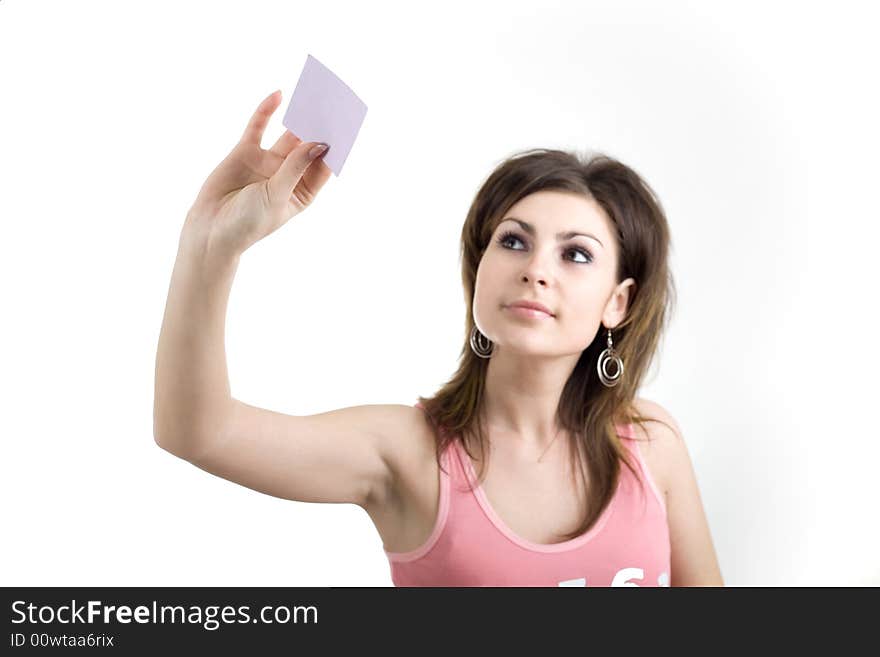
[[597, 328, 624, 387], [470, 325, 494, 359]]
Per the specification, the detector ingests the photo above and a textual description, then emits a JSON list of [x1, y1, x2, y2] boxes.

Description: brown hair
[[416, 147, 679, 542]]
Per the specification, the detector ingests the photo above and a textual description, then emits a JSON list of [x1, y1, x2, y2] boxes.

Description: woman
[[154, 90, 724, 587]]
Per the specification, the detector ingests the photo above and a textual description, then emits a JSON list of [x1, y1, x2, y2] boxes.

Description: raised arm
[[152, 90, 403, 509]]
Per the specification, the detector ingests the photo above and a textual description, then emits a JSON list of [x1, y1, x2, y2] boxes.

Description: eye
[[496, 230, 593, 264]]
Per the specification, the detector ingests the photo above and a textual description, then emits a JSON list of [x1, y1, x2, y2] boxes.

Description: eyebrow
[[501, 217, 604, 249]]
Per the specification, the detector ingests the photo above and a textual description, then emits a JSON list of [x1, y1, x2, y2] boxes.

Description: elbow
[[153, 409, 176, 452], [153, 429, 196, 460], [153, 431, 179, 456], [153, 412, 205, 459], [154, 426, 218, 464], [153, 419, 177, 454]]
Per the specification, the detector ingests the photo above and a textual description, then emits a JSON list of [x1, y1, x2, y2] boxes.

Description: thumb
[[267, 141, 328, 204]]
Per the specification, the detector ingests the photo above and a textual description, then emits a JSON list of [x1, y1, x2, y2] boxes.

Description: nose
[[520, 251, 550, 287]]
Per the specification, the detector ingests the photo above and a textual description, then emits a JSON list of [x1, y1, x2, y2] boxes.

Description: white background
[[1, 0, 877, 586]]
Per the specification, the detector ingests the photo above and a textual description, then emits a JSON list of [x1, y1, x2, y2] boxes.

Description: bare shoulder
[[628, 397, 686, 497], [361, 403, 441, 553], [630, 397, 724, 585]]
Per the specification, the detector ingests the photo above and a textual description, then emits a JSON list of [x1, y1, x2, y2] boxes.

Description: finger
[[297, 153, 333, 199], [267, 141, 330, 205], [239, 90, 282, 147], [269, 129, 301, 158]]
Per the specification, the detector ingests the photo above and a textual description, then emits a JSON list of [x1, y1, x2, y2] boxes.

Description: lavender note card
[[281, 54, 368, 177]]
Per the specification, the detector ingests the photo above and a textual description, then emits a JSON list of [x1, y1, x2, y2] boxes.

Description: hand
[[182, 90, 332, 259]]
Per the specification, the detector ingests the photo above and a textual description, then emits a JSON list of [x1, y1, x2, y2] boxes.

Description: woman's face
[[473, 190, 635, 357]]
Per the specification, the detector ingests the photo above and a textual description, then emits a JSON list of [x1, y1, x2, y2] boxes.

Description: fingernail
[[309, 143, 328, 159]]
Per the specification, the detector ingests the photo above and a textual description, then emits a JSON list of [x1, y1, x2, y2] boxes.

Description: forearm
[[153, 224, 239, 455]]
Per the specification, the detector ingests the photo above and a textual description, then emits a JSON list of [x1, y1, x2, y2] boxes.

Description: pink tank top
[[384, 403, 671, 587]]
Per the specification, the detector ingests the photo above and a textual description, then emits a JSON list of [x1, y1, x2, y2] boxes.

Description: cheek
[[559, 294, 603, 324], [474, 260, 503, 293], [472, 269, 497, 309]]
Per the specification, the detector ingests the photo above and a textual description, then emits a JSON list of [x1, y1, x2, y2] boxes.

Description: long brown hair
[[416, 147, 679, 542]]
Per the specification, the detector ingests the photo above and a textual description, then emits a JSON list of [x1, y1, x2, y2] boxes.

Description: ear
[[602, 277, 636, 329]]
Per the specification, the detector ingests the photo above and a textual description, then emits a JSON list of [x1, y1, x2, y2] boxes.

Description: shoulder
[[629, 397, 684, 440], [374, 403, 441, 503], [626, 397, 686, 497], [630, 399, 725, 586], [375, 402, 437, 462]]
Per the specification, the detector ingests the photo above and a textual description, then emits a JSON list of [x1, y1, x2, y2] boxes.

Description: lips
[[506, 300, 555, 317]]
